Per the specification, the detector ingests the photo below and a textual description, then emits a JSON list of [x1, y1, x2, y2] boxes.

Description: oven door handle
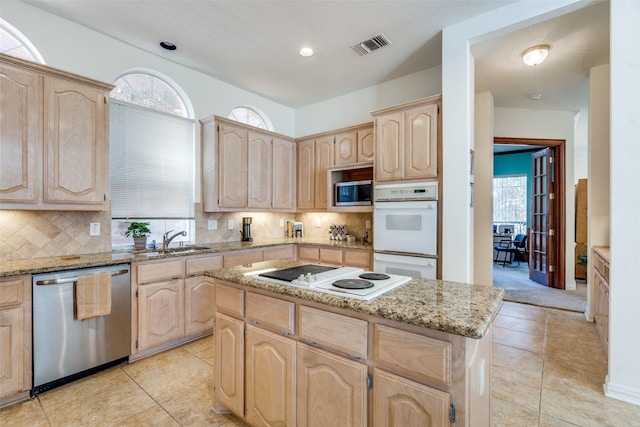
[[375, 252, 437, 265], [35, 269, 129, 286]]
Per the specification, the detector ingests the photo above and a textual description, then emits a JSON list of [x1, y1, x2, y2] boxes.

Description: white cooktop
[[249, 266, 411, 301]]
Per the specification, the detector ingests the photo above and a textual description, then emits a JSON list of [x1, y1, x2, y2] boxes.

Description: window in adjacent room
[[229, 106, 273, 131], [493, 175, 527, 235], [0, 18, 45, 63], [110, 71, 195, 248]]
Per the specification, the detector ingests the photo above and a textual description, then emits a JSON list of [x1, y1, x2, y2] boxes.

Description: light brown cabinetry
[[223, 245, 295, 269], [296, 342, 367, 427], [296, 123, 373, 211], [0, 54, 112, 210], [297, 245, 372, 270], [593, 247, 610, 352], [372, 96, 440, 183], [215, 312, 245, 416], [0, 275, 31, 407], [137, 279, 185, 351], [201, 116, 295, 212]]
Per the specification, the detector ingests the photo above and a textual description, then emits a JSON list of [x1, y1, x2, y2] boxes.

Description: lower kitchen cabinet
[[297, 245, 372, 270], [593, 247, 610, 352], [0, 275, 32, 407], [297, 342, 367, 427], [373, 368, 450, 427], [245, 324, 296, 427], [137, 279, 185, 351], [184, 276, 216, 336], [214, 312, 245, 417]]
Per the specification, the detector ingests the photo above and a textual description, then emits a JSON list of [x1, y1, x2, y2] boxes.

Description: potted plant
[[125, 222, 151, 250]]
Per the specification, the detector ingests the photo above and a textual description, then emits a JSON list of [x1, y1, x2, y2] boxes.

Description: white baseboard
[[604, 376, 640, 406]]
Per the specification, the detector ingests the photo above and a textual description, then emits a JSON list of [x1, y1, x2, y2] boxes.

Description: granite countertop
[[0, 237, 372, 277], [205, 260, 503, 339]]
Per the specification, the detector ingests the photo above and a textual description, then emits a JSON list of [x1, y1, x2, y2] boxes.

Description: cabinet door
[[44, 77, 108, 207], [375, 111, 403, 182], [272, 137, 296, 210], [334, 131, 358, 166], [404, 103, 438, 180], [297, 139, 315, 210], [219, 123, 248, 208], [314, 137, 334, 209], [184, 276, 215, 336], [373, 368, 450, 427], [0, 307, 25, 398], [0, 63, 42, 204], [215, 312, 244, 417], [248, 131, 273, 209], [357, 126, 374, 163], [297, 343, 367, 427], [245, 325, 296, 427], [138, 280, 185, 351]]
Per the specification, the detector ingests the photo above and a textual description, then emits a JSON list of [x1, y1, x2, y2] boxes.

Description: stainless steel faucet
[[162, 230, 187, 251]]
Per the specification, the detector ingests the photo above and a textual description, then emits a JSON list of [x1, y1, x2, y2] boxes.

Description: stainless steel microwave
[[335, 180, 372, 206]]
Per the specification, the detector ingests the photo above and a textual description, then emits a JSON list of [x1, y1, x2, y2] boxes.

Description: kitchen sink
[[138, 246, 211, 256]]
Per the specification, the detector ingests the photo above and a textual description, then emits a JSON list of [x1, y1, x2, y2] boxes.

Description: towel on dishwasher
[[75, 272, 112, 320]]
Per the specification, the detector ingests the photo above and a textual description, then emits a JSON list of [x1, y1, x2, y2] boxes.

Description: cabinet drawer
[[343, 250, 371, 269], [593, 252, 609, 282], [319, 248, 343, 265], [246, 292, 295, 335], [297, 246, 319, 261], [136, 259, 184, 284], [373, 324, 451, 387], [224, 250, 263, 267], [215, 283, 244, 317], [186, 254, 223, 276], [298, 305, 367, 358], [263, 245, 295, 261], [0, 278, 23, 307]]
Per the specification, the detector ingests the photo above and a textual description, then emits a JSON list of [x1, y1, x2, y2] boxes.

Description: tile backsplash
[[0, 205, 373, 260]]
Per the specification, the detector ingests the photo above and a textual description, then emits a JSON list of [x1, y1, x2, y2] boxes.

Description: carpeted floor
[[493, 263, 587, 312]]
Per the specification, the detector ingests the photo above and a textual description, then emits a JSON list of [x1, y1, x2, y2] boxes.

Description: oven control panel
[[374, 182, 438, 201]]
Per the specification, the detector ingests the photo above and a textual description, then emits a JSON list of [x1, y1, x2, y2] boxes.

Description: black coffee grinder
[[240, 217, 253, 242]]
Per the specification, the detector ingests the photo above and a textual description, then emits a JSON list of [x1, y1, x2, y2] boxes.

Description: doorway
[[493, 137, 566, 290]]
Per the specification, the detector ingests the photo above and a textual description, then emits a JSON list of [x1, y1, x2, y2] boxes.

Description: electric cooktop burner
[[359, 273, 390, 280], [332, 279, 374, 290]]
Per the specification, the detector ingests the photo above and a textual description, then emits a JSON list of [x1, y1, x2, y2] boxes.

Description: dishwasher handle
[[36, 269, 129, 286]]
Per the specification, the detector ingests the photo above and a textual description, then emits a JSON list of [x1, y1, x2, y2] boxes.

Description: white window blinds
[[110, 101, 195, 219]]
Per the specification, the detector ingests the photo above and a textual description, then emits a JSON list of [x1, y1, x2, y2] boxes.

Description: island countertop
[[205, 260, 503, 339]]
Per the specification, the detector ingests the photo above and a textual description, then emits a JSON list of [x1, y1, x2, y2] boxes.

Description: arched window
[[110, 70, 195, 248], [0, 18, 45, 63], [229, 106, 273, 131]]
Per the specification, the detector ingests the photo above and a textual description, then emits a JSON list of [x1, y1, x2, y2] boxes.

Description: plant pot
[[133, 237, 147, 250]]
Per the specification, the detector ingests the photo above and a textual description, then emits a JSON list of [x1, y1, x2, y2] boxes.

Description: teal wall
[[493, 152, 533, 227]]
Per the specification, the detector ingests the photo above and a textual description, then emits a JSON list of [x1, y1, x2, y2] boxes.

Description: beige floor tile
[[182, 335, 215, 366], [544, 339, 607, 370], [499, 301, 548, 321], [118, 405, 180, 427], [492, 364, 542, 412], [131, 351, 213, 403], [540, 358, 640, 426], [491, 396, 539, 427], [122, 347, 191, 379], [494, 313, 546, 337], [492, 343, 544, 378], [493, 325, 544, 354], [0, 398, 49, 427], [539, 413, 580, 426]]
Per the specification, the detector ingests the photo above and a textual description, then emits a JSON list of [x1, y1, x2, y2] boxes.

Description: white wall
[[295, 66, 442, 137], [574, 108, 589, 182], [494, 107, 577, 290]]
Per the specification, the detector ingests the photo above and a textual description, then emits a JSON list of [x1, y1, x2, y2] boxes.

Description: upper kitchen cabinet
[[201, 116, 295, 212], [296, 123, 373, 211], [372, 96, 440, 183], [0, 54, 112, 210]]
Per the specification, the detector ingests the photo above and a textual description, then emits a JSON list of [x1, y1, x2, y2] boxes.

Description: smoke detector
[[351, 33, 391, 55]]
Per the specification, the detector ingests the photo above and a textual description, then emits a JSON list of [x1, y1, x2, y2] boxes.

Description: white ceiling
[[24, 0, 608, 110]]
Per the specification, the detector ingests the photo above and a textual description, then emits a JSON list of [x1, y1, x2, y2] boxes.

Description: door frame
[[494, 137, 566, 289]]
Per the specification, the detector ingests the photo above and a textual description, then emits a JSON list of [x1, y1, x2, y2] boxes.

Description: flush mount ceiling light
[[299, 47, 314, 57], [522, 44, 550, 66], [160, 41, 177, 51], [529, 93, 543, 101]]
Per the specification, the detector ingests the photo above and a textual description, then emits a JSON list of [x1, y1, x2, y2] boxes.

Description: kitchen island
[[205, 260, 503, 427]]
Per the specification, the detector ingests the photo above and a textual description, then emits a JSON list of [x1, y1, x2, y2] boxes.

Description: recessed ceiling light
[[529, 93, 543, 101], [522, 44, 550, 66], [160, 41, 177, 51], [299, 47, 314, 57]]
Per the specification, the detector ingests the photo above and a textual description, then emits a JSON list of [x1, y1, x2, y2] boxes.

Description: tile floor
[[2, 302, 640, 426]]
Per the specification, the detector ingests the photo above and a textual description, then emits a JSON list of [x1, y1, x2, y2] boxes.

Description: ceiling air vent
[[351, 33, 391, 55]]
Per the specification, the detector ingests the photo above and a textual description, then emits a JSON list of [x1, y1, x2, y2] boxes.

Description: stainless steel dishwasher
[[32, 264, 131, 395]]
